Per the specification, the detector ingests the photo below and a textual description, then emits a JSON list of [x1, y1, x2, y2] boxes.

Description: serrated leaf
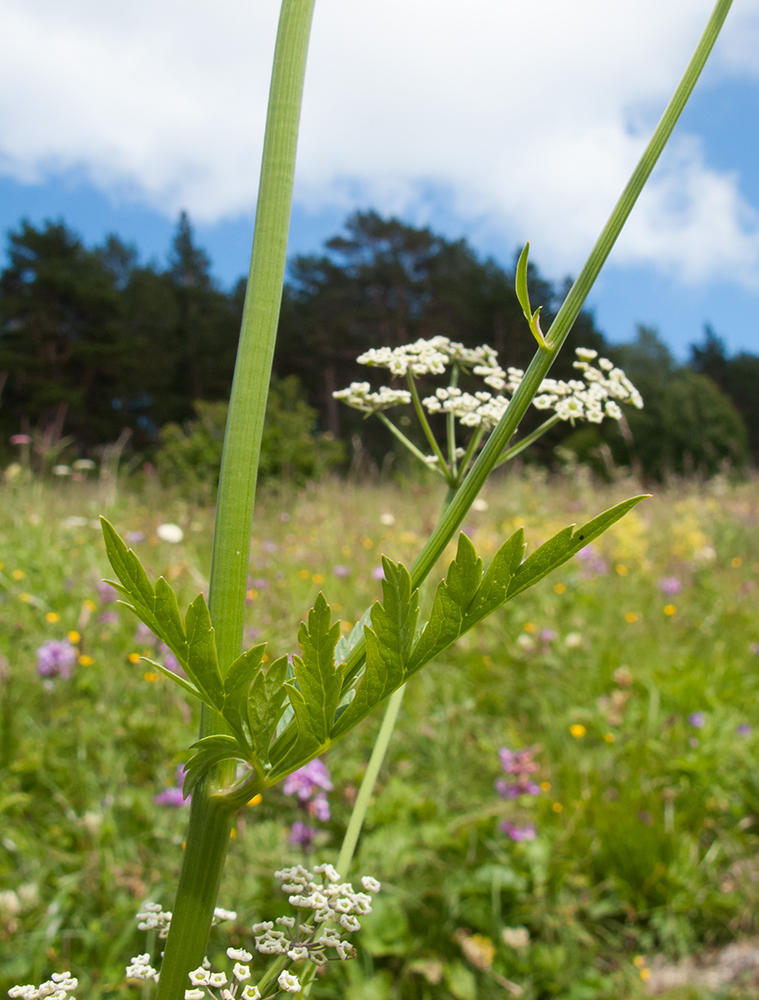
[[285, 594, 343, 753], [154, 577, 189, 659], [249, 655, 289, 769], [332, 558, 418, 739], [140, 656, 206, 703], [334, 606, 373, 664], [183, 735, 249, 795], [184, 594, 224, 711], [460, 528, 524, 632], [222, 645, 267, 754], [507, 495, 649, 601]]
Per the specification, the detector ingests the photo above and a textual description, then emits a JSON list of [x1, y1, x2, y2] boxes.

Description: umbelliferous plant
[[10, 0, 734, 998]]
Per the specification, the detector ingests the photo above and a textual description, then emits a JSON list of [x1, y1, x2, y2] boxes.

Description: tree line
[[0, 209, 755, 479]]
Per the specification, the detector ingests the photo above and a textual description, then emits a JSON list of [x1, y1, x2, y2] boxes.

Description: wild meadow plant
[[9, 0, 735, 997]]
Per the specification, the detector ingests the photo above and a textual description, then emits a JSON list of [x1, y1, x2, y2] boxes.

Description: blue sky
[[1, 0, 757, 361]]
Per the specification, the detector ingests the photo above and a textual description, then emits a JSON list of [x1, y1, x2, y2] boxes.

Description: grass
[[1, 469, 759, 999]]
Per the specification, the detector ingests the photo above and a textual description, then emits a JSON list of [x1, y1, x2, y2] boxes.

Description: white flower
[[277, 971, 301, 993], [287, 946, 309, 961], [361, 876, 381, 893], [226, 948, 253, 962], [189, 968, 210, 985], [156, 523, 184, 543], [275, 916, 295, 928], [213, 907, 237, 922], [241, 987, 261, 1000], [232, 964, 251, 982], [575, 347, 598, 361], [185, 991, 205, 1000], [52, 465, 71, 476], [209, 973, 227, 987], [339, 914, 361, 932]]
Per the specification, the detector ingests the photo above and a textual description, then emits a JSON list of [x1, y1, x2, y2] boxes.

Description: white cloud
[[0, 0, 758, 285]]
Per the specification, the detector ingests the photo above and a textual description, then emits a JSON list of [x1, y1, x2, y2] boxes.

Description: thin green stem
[[406, 372, 450, 477], [156, 2, 316, 995], [494, 414, 561, 468], [337, 685, 406, 875], [376, 411, 446, 476], [454, 425, 485, 485], [447, 365, 460, 479]]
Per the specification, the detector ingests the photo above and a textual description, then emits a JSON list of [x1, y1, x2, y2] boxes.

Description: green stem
[[337, 684, 406, 875], [447, 365, 460, 479], [376, 411, 446, 475], [454, 425, 485, 484], [494, 413, 561, 468], [156, 2, 316, 995], [406, 373, 450, 477]]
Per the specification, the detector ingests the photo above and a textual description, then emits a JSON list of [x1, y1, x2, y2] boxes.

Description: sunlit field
[[2, 471, 759, 1000]]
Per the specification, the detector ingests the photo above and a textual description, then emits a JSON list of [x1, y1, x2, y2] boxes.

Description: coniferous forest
[[0, 209, 756, 482]]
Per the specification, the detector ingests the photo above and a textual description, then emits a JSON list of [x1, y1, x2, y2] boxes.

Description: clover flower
[[496, 746, 541, 798], [36, 640, 77, 679]]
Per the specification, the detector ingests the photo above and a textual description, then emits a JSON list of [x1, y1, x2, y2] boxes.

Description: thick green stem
[[156, 2, 315, 996]]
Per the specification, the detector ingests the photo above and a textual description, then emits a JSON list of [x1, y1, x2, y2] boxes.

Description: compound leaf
[[183, 735, 249, 796], [286, 594, 343, 754], [332, 557, 418, 739], [460, 528, 525, 633], [249, 654, 289, 770], [184, 594, 224, 711], [222, 644, 267, 755]]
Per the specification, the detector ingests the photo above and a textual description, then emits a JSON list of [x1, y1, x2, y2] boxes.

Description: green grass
[[2, 471, 759, 999]]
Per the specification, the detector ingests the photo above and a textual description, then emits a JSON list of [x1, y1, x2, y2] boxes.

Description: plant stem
[[494, 414, 561, 468], [337, 684, 406, 875], [454, 425, 485, 484], [447, 364, 460, 479], [376, 411, 446, 474], [156, 1, 316, 995], [406, 372, 450, 477]]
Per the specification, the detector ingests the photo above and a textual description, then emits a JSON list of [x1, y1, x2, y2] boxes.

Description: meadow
[[1, 469, 759, 1000]]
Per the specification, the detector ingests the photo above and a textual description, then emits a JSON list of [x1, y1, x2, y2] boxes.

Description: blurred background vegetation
[[0, 210, 755, 489]]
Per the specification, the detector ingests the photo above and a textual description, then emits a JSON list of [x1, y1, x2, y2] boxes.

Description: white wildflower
[[226, 948, 253, 963], [213, 907, 237, 923], [361, 876, 381, 893], [156, 523, 184, 543], [208, 973, 227, 987], [185, 991, 205, 1000], [277, 971, 301, 994], [241, 988, 261, 1000], [188, 968, 210, 986], [232, 964, 250, 982]]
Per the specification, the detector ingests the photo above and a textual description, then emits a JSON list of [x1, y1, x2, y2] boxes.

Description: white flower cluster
[[335, 339, 642, 433], [252, 864, 380, 967], [8, 974, 78, 1000], [331, 382, 411, 413], [422, 387, 509, 430], [184, 949, 263, 1000], [125, 955, 160, 982], [137, 903, 237, 939], [531, 348, 644, 424]]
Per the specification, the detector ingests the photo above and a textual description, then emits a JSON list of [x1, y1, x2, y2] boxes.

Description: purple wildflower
[[283, 759, 333, 800], [496, 778, 540, 799], [310, 792, 331, 822], [36, 640, 77, 679], [158, 642, 184, 677], [371, 566, 385, 581], [737, 724, 752, 737], [154, 765, 190, 807], [332, 565, 351, 578], [98, 610, 120, 625], [499, 747, 539, 775], [659, 577, 682, 595], [125, 531, 145, 544], [263, 540, 278, 553], [288, 821, 316, 851], [540, 628, 556, 643], [688, 712, 706, 729], [97, 581, 119, 604], [500, 821, 537, 842], [576, 544, 608, 578], [135, 622, 157, 645]]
